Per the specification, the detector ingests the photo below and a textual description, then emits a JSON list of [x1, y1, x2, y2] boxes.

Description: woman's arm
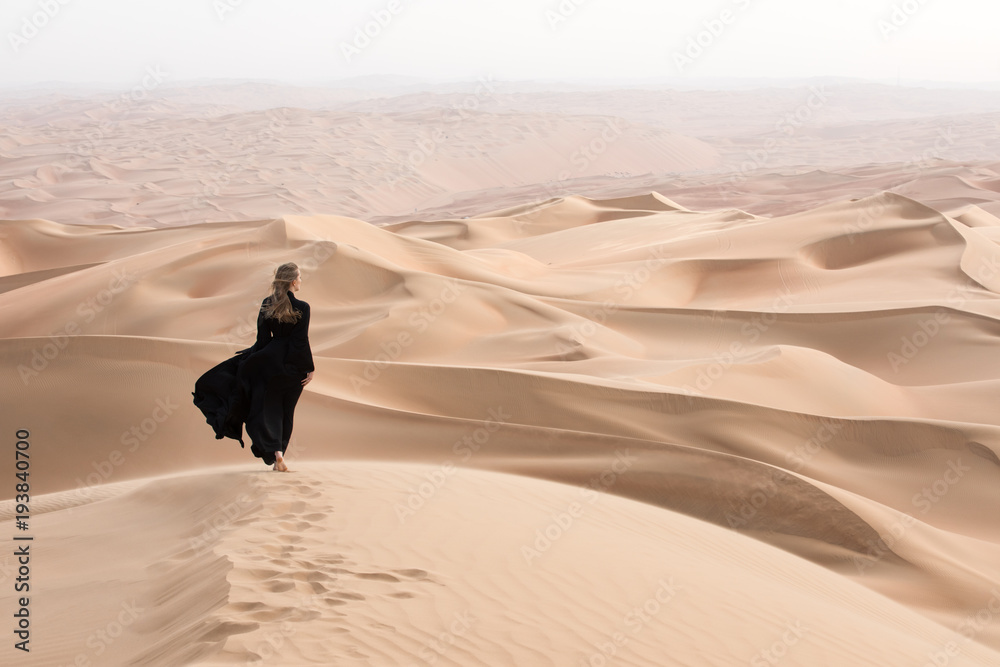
[[289, 301, 316, 373], [289, 302, 315, 375]]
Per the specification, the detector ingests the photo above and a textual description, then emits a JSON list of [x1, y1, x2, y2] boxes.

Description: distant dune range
[[1, 83, 998, 226], [1, 86, 1000, 665]]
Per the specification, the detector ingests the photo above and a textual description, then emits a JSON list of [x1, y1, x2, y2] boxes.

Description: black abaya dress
[[193, 291, 314, 465]]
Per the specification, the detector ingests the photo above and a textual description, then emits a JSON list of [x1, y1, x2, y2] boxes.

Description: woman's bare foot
[[272, 453, 289, 472]]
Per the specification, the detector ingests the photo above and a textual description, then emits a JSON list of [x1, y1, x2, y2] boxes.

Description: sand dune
[[3, 181, 1000, 664], [3, 84, 1000, 665], [3, 83, 999, 227], [0, 101, 719, 228], [5, 463, 1000, 666]]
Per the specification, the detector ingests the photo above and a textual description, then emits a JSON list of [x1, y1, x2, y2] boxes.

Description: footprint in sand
[[286, 481, 324, 499], [276, 500, 308, 514], [265, 579, 296, 593], [256, 606, 320, 622], [222, 600, 320, 622], [291, 570, 333, 583], [305, 581, 328, 594], [354, 572, 400, 582], [317, 554, 346, 565], [199, 620, 260, 642], [225, 601, 267, 613], [271, 545, 305, 557], [393, 568, 429, 580], [330, 591, 365, 601]]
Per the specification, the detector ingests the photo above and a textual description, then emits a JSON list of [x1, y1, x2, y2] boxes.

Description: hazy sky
[[2, 0, 997, 88]]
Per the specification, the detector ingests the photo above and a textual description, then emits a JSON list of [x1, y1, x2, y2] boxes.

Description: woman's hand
[[302, 371, 314, 386]]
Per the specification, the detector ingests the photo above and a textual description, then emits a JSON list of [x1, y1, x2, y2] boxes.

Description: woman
[[193, 262, 314, 471]]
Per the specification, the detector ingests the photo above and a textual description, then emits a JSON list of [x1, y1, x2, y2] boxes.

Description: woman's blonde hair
[[262, 262, 301, 323]]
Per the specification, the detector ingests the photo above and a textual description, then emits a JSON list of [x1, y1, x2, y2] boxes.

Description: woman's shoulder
[[289, 293, 310, 310]]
